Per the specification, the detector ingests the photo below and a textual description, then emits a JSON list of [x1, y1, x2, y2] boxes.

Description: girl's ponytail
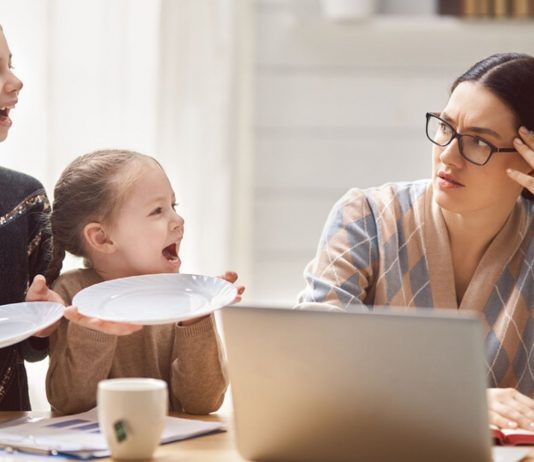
[[45, 239, 66, 287]]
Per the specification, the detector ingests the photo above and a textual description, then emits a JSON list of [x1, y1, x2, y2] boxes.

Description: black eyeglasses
[[425, 112, 516, 166]]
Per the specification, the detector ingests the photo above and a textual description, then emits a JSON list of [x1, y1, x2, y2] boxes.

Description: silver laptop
[[220, 305, 493, 462]]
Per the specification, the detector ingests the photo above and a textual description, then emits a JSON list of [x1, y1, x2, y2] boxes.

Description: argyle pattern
[[299, 181, 534, 397]]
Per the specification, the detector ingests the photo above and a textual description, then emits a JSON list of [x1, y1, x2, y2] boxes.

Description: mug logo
[[113, 420, 128, 443]]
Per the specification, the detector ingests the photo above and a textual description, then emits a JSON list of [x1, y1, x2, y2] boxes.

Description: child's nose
[[6, 70, 23, 95], [171, 213, 184, 230]]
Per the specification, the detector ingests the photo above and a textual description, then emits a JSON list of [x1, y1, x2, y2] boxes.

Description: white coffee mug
[[97, 378, 168, 459]]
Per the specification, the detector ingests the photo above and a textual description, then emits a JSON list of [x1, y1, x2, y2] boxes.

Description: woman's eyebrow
[[441, 112, 502, 139]]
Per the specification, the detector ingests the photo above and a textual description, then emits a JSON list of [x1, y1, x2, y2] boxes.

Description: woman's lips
[[437, 171, 465, 189]]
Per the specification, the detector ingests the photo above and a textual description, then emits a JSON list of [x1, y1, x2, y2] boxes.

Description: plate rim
[[73, 273, 237, 325], [0, 301, 65, 348]]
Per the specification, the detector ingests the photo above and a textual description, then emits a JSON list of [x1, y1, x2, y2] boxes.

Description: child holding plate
[[45, 149, 243, 415]]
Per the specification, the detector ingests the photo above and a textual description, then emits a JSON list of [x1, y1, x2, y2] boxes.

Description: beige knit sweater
[[46, 268, 228, 415]]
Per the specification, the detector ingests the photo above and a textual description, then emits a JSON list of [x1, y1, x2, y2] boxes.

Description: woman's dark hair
[[451, 52, 534, 200]]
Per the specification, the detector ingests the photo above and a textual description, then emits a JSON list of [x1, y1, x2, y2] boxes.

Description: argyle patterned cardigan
[[299, 180, 534, 397]]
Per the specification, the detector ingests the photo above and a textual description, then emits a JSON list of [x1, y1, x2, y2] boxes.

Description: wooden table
[[1, 412, 534, 461], [0, 410, 244, 461], [146, 412, 243, 462]]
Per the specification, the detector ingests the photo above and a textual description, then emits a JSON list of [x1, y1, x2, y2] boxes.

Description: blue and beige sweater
[[300, 181, 534, 397]]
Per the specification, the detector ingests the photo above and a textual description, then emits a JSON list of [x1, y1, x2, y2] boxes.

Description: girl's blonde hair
[[45, 149, 157, 285]]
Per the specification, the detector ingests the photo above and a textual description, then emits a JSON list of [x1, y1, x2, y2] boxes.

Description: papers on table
[[0, 408, 224, 459]]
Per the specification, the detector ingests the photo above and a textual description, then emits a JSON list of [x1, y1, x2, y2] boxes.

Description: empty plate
[[0, 302, 64, 348], [73, 273, 237, 325]]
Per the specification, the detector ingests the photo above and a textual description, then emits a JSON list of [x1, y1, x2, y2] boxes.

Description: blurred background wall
[[0, 0, 533, 409]]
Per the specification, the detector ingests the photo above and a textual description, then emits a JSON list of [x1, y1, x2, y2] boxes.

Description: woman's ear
[[82, 222, 115, 254]]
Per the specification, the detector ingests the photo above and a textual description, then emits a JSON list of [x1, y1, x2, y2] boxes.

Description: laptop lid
[[220, 306, 492, 462]]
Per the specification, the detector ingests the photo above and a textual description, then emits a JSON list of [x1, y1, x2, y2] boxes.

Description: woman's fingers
[[487, 388, 534, 431], [513, 390, 534, 415], [508, 127, 534, 193], [507, 168, 534, 192], [25, 275, 48, 301], [26, 275, 66, 305], [514, 129, 534, 164], [491, 399, 530, 430], [489, 410, 518, 429]]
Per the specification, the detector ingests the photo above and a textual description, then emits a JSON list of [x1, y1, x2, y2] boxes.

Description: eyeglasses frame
[[425, 112, 517, 166]]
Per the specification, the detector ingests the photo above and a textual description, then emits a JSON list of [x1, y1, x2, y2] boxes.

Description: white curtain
[[157, 0, 240, 275]]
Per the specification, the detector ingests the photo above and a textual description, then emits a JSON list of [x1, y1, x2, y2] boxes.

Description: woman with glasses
[[299, 53, 534, 431]]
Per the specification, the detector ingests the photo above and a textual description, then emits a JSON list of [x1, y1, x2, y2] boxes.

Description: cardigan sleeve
[[298, 188, 379, 309]]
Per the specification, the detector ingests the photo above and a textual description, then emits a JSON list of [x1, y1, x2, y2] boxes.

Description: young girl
[[45, 149, 240, 415]]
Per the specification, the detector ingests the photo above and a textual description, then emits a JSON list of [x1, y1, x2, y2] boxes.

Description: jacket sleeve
[[297, 189, 379, 309], [27, 189, 51, 282], [169, 315, 228, 414], [21, 189, 52, 362]]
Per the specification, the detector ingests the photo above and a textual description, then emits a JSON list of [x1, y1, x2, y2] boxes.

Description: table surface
[[1, 411, 534, 462], [0, 410, 243, 461]]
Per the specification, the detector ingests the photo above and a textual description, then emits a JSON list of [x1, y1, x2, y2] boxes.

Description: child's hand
[[178, 271, 245, 327], [64, 306, 144, 336], [26, 275, 65, 337], [217, 271, 245, 303]]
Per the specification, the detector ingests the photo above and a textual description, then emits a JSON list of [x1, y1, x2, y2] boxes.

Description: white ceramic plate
[[73, 273, 237, 325], [0, 302, 64, 349]]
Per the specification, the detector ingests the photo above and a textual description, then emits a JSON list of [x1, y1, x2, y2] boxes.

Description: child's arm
[[45, 280, 119, 415], [169, 315, 228, 414], [46, 318, 118, 415]]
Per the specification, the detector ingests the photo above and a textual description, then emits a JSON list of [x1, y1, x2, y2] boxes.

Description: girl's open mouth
[[162, 243, 179, 262], [0, 107, 11, 123]]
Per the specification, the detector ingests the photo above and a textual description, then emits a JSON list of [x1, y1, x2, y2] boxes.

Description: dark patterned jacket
[[0, 166, 51, 410]]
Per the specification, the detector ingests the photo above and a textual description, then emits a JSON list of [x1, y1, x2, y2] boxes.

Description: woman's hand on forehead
[[507, 126, 534, 193]]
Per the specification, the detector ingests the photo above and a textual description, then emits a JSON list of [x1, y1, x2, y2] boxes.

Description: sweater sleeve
[[170, 315, 228, 414], [298, 189, 379, 309], [45, 278, 118, 415], [20, 189, 51, 363], [27, 189, 51, 281]]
